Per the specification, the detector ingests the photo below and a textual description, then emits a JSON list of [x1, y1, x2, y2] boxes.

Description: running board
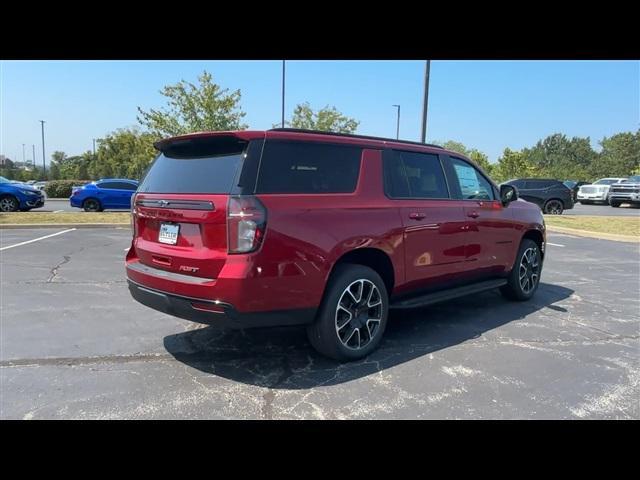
[[390, 279, 507, 310]]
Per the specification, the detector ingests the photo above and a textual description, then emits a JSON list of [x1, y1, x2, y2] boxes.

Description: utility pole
[[32, 145, 36, 169], [93, 139, 96, 155], [22, 143, 26, 164], [420, 60, 431, 143], [392, 105, 401, 139], [281, 60, 286, 128], [39, 120, 46, 178]]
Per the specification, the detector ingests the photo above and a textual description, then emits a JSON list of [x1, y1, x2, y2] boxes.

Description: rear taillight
[[227, 195, 267, 254]]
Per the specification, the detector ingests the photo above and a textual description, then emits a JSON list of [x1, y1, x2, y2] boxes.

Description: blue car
[[0, 176, 46, 212], [70, 178, 139, 212]]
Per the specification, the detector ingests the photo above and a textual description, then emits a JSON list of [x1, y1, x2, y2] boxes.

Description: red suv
[[126, 129, 545, 361]]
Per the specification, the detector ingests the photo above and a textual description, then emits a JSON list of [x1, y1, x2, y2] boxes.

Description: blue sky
[[2, 60, 638, 165]]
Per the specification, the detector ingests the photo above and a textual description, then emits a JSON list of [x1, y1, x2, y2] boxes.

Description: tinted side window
[[525, 180, 553, 189], [109, 182, 137, 190], [384, 150, 449, 199], [98, 182, 118, 189], [450, 158, 495, 200], [256, 141, 362, 194]]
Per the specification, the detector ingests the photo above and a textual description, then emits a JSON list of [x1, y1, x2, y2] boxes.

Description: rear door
[[131, 135, 261, 281], [95, 181, 118, 208], [383, 149, 469, 291]]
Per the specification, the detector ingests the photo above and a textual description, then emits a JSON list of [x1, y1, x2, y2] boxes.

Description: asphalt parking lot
[[1, 227, 638, 419]]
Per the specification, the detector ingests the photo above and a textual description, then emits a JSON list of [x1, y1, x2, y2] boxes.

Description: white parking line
[[547, 242, 565, 247], [53, 210, 65, 213], [0, 228, 77, 252]]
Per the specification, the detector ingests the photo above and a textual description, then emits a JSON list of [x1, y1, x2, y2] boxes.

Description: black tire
[[0, 195, 19, 212], [19, 208, 32, 212], [307, 264, 389, 362], [83, 198, 102, 212], [543, 199, 564, 215], [610, 201, 621, 208], [500, 239, 542, 301]]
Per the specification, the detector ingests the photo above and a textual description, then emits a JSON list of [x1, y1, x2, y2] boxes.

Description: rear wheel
[[0, 195, 19, 212], [501, 239, 542, 301], [83, 198, 102, 212], [543, 199, 563, 215], [307, 264, 389, 361]]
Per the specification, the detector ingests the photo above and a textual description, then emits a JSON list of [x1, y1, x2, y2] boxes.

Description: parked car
[[608, 175, 640, 207], [503, 178, 574, 214], [0, 175, 45, 212], [576, 178, 627, 205], [563, 180, 590, 202], [126, 129, 546, 361], [70, 178, 138, 212]]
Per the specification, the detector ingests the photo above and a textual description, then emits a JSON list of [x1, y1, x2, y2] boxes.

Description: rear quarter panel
[[248, 149, 406, 312]]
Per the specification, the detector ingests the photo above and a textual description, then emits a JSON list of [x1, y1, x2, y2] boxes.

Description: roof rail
[[268, 128, 444, 149]]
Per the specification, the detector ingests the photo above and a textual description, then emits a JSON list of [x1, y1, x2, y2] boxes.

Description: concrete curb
[[0, 223, 130, 229], [546, 225, 639, 243]]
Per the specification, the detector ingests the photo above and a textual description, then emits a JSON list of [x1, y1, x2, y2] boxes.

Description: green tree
[[90, 128, 157, 180], [49, 161, 60, 180], [591, 130, 640, 178], [280, 102, 359, 133], [137, 71, 247, 137], [521, 133, 596, 181], [493, 148, 535, 183]]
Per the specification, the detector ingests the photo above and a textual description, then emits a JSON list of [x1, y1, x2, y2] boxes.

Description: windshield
[[626, 175, 640, 183], [0, 176, 12, 184], [594, 179, 623, 185]]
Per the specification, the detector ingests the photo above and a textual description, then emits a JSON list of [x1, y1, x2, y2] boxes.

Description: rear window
[[255, 141, 362, 194], [138, 136, 248, 194]]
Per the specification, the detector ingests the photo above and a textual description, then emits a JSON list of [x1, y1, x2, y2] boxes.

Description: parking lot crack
[[47, 255, 71, 283]]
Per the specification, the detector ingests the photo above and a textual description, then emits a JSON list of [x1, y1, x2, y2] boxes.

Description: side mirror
[[500, 184, 518, 206]]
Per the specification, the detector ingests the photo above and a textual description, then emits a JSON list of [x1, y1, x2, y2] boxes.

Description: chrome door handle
[[467, 211, 480, 218], [409, 213, 426, 220]]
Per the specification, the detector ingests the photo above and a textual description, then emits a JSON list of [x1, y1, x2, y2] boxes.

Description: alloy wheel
[[519, 247, 540, 294], [335, 279, 383, 350]]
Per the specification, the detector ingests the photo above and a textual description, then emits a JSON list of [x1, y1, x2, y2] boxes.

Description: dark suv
[[504, 179, 574, 214], [126, 129, 546, 361]]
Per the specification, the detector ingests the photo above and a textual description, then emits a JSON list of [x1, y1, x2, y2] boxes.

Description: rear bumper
[[127, 279, 315, 329]]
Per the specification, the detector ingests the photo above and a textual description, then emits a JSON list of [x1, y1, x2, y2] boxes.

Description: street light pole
[[22, 143, 26, 164], [420, 60, 431, 143], [392, 105, 401, 140], [281, 60, 286, 128], [93, 139, 96, 156], [39, 120, 46, 179], [32, 145, 36, 169]]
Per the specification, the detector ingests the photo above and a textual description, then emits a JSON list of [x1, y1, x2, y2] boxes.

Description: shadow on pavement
[[163, 282, 574, 389]]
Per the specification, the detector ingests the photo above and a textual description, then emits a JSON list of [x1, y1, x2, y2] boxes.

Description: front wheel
[[307, 264, 389, 361], [501, 239, 542, 301], [0, 196, 19, 212], [610, 201, 621, 208], [543, 199, 564, 215]]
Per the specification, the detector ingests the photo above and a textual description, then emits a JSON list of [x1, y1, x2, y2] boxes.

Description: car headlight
[[20, 189, 40, 195]]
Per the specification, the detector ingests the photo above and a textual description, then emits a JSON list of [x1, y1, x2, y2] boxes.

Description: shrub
[[44, 180, 90, 198]]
